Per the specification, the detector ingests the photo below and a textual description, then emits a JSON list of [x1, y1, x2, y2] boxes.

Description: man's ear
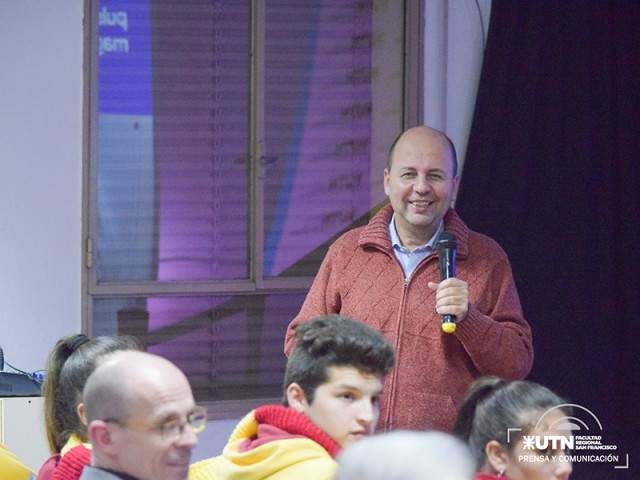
[[485, 439, 508, 474], [88, 420, 118, 456], [451, 175, 460, 202], [286, 383, 309, 413], [383, 168, 390, 196]]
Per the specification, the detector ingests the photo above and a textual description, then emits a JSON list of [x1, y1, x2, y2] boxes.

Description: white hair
[[335, 430, 475, 480]]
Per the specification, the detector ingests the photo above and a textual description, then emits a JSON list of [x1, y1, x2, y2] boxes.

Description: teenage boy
[[190, 314, 395, 480]]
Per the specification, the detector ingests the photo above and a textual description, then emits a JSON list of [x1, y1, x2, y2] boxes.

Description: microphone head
[[436, 231, 457, 251]]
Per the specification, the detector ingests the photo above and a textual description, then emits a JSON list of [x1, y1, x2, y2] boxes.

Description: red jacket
[[285, 205, 533, 432]]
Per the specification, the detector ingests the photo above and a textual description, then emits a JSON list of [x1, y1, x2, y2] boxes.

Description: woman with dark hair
[[453, 376, 573, 480], [36, 333, 141, 480]]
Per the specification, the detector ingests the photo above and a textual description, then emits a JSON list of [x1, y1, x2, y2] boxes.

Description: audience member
[[335, 430, 475, 480], [191, 314, 395, 480], [80, 350, 204, 480], [37, 334, 141, 480], [1, 442, 35, 479], [285, 125, 533, 432], [453, 376, 573, 480]]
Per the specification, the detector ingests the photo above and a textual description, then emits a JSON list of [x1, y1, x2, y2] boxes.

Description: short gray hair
[[335, 430, 475, 480]]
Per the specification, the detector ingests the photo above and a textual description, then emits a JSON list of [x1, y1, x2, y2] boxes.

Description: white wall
[[0, 1, 83, 373]]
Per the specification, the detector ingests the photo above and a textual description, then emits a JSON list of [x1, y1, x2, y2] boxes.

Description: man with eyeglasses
[[190, 315, 395, 480], [78, 350, 206, 480]]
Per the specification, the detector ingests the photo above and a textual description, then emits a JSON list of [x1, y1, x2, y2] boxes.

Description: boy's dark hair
[[283, 314, 395, 406]]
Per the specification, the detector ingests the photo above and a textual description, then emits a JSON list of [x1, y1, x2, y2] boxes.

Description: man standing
[[191, 315, 395, 480], [285, 125, 533, 432], [79, 350, 205, 480]]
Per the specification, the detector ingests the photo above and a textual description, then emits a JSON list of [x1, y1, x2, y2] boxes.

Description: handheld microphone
[[436, 231, 457, 333]]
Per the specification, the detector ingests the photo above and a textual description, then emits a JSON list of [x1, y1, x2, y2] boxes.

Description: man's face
[[298, 365, 384, 448], [113, 374, 199, 480], [383, 127, 458, 248]]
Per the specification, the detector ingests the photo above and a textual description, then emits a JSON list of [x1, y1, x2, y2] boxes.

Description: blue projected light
[[98, 0, 152, 115]]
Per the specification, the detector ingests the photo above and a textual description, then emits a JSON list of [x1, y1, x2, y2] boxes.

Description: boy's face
[[292, 365, 384, 448]]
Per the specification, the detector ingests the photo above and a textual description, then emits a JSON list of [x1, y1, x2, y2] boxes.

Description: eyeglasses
[[104, 405, 207, 442]]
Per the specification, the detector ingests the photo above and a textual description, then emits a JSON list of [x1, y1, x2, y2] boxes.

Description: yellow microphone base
[[442, 322, 456, 334]]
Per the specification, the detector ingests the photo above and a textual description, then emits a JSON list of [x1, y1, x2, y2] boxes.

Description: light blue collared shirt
[[389, 214, 444, 279]]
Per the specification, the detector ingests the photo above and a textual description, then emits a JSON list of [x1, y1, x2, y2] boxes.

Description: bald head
[[83, 350, 191, 424], [83, 350, 199, 480], [387, 126, 458, 178]]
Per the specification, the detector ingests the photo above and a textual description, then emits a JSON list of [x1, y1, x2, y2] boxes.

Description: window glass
[[97, 1, 250, 282], [93, 293, 304, 402], [90, 0, 413, 406], [263, 2, 375, 277]]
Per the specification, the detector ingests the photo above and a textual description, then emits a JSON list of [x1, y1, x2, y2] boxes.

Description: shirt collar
[[389, 214, 444, 252]]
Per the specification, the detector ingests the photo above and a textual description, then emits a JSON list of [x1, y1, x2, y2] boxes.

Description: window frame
[[81, 0, 423, 417]]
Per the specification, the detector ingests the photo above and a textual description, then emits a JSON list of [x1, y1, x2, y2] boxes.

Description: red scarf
[[51, 444, 91, 480], [239, 405, 341, 458]]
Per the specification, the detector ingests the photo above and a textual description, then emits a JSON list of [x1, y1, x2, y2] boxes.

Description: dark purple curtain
[[456, 2, 639, 478]]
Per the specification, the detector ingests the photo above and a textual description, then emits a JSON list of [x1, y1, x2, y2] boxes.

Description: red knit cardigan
[[285, 205, 533, 432]]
